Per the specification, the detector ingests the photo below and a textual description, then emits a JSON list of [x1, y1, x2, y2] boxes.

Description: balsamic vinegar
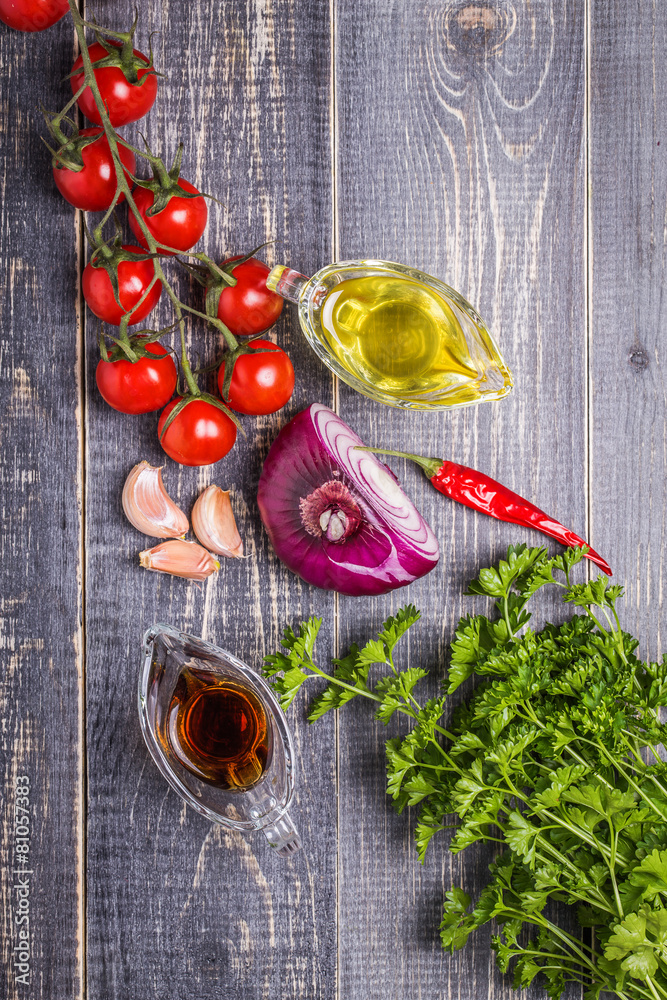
[[167, 667, 270, 791]]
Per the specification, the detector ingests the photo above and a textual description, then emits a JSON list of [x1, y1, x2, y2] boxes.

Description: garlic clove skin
[[139, 540, 219, 581], [191, 485, 243, 558], [123, 461, 190, 539]]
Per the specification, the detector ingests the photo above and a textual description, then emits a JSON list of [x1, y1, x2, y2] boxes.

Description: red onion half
[[257, 404, 439, 596]]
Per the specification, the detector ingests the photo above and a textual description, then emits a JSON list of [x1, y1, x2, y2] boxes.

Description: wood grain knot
[[628, 346, 650, 371], [445, 1, 516, 57]]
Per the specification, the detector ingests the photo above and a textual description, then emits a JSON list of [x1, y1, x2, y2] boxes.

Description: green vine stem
[[63, 0, 245, 406]]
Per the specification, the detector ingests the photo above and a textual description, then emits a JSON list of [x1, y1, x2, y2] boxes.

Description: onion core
[[257, 404, 439, 596], [299, 480, 362, 542]]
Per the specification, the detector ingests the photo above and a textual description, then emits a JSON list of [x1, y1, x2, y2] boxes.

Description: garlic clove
[[191, 485, 243, 558], [139, 539, 219, 581], [123, 461, 189, 539]]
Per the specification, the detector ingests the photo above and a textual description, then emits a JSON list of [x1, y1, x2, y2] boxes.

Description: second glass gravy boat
[[267, 259, 513, 410], [139, 625, 301, 858]]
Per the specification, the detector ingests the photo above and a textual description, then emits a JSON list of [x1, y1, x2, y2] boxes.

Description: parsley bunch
[[264, 545, 667, 1000]]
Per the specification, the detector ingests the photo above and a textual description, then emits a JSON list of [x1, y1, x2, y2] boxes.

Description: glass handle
[[266, 264, 309, 304], [261, 812, 302, 857]]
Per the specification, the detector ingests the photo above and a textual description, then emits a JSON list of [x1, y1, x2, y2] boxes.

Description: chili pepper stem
[[357, 446, 442, 480]]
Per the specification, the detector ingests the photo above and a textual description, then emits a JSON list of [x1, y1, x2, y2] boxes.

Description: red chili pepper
[[362, 448, 611, 576]]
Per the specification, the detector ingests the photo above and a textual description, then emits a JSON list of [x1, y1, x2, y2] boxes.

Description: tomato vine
[[34, 0, 293, 458]]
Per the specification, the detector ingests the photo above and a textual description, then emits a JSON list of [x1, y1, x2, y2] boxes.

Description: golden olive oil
[[319, 273, 479, 399], [266, 259, 513, 408]]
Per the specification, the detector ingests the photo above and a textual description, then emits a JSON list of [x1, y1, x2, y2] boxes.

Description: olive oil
[[319, 273, 479, 399], [167, 667, 271, 790], [266, 259, 513, 408]]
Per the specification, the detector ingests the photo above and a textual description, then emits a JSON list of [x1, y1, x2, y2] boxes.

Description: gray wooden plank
[[333, 1, 588, 997], [589, 0, 667, 657], [0, 16, 84, 1000], [82, 2, 336, 998]]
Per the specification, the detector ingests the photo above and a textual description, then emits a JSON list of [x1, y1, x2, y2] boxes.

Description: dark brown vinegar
[[167, 667, 271, 790]]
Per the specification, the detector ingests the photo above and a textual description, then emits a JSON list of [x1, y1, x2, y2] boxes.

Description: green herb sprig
[[264, 545, 667, 1000]]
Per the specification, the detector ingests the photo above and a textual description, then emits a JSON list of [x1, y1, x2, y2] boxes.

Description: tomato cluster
[[88, 252, 293, 465], [10, 4, 296, 467], [56, 34, 209, 339]]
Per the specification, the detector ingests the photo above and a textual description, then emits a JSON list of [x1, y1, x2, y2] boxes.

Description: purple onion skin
[[257, 404, 440, 597]]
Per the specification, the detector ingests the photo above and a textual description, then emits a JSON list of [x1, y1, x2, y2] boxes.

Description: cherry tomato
[[96, 342, 177, 415], [158, 398, 237, 467], [217, 257, 283, 338], [82, 245, 162, 326], [128, 179, 208, 254], [0, 0, 67, 30], [70, 42, 158, 128], [53, 129, 136, 212], [218, 340, 294, 416]]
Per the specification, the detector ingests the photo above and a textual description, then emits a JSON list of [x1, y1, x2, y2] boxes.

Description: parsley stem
[[501, 594, 514, 641], [500, 909, 599, 972], [518, 703, 617, 788], [627, 989, 655, 1000], [427, 739, 465, 773], [432, 724, 457, 739], [585, 608, 610, 638], [646, 976, 666, 1000], [304, 660, 382, 703], [622, 727, 663, 769], [385, 649, 426, 716], [501, 947, 585, 965], [624, 738, 667, 796], [497, 771, 619, 869], [595, 737, 667, 824], [533, 832, 597, 878], [539, 805, 621, 864], [607, 828, 624, 917]]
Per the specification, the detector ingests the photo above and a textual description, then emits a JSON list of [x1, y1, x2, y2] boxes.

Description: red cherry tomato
[[217, 257, 283, 337], [53, 129, 136, 212], [128, 179, 208, 254], [96, 342, 177, 415], [70, 42, 158, 128], [82, 245, 162, 326], [158, 398, 237, 467], [0, 0, 67, 30], [218, 340, 294, 416]]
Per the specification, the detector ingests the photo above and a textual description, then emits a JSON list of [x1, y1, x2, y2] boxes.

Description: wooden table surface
[[1, 1, 664, 998]]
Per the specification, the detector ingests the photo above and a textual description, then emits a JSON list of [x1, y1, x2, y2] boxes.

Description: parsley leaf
[[271, 544, 667, 1000]]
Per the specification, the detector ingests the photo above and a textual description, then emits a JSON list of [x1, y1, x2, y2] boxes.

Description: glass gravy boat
[[267, 259, 513, 410], [139, 624, 302, 858]]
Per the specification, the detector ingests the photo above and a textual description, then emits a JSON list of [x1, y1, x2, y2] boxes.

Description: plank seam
[[585, 0, 593, 587], [75, 1, 88, 996], [584, 7, 593, 981], [330, 1, 340, 997]]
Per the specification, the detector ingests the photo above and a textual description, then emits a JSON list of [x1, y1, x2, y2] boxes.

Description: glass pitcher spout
[[260, 809, 302, 856], [265, 258, 513, 411], [266, 264, 309, 304]]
